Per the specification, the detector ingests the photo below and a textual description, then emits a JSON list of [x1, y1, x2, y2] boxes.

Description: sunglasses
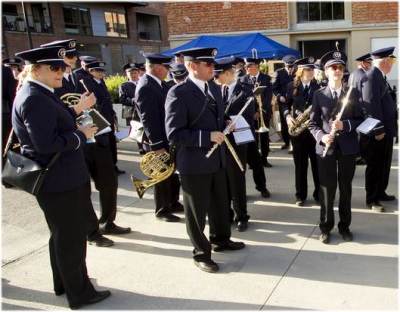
[[49, 64, 67, 72], [330, 64, 345, 71]]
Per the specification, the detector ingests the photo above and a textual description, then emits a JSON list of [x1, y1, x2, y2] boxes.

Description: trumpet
[[131, 150, 175, 198], [254, 83, 269, 133]]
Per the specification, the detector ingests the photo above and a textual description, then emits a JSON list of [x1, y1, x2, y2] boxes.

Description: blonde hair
[[16, 64, 42, 91]]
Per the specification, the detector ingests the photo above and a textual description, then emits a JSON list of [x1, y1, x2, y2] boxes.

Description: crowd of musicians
[[1, 38, 397, 309]]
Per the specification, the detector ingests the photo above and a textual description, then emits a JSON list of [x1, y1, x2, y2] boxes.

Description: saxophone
[[288, 105, 313, 137]]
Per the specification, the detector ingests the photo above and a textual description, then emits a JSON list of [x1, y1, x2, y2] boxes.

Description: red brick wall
[[352, 1, 398, 24], [166, 2, 288, 35]]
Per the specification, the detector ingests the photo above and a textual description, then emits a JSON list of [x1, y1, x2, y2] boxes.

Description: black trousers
[[247, 141, 267, 191], [226, 141, 249, 222], [291, 131, 319, 200], [84, 143, 117, 226], [278, 104, 290, 146], [180, 169, 231, 261], [317, 150, 356, 234], [363, 135, 394, 204], [109, 124, 118, 165], [36, 182, 96, 307], [154, 173, 180, 214]]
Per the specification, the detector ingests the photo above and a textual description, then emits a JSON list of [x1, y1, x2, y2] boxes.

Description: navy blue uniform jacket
[[165, 78, 227, 175], [272, 68, 293, 99], [12, 81, 89, 193], [55, 74, 77, 99], [284, 79, 320, 119], [361, 67, 396, 137], [240, 73, 273, 113], [309, 86, 363, 156], [135, 74, 169, 151]]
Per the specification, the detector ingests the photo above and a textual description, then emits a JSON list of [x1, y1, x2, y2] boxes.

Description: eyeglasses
[[330, 64, 345, 71], [49, 64, 67, 72]]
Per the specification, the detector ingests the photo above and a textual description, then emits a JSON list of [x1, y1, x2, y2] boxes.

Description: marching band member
[[272, 54, 297, 150], [309, 50, 363, 244], [284, 57, 320, 206], [74, 55, 97, 93], [165, 47, 245, 273], [3, 57, 24, 79], [81, 60, 131, 242], [12, 46, 110, 309], [135, 53, 183, 222], [214, 56, 256, 231], [361, 47, 397, 212], [241, 57, 273, 167]]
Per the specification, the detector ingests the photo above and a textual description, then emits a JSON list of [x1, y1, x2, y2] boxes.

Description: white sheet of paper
[[115, 128, 130, 141], [233, 129, 255, 145], [356, 117, 381, 135], [230, 115, 249, 130], [95, 126, 112, 136]]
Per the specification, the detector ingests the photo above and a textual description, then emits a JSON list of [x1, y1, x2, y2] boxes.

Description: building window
[[137, 13, 161, 41], [3, 3, 53, 33], [104, 11, 127, 38], [63, 5, 92, 36], [297, 2, 344, 23]]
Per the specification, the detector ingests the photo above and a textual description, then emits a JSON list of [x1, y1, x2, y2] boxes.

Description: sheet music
[[356, 117, 381, 135], [115, 128, 130, 141], [230, 115, 255, 145], [95, 126, 112, 136]]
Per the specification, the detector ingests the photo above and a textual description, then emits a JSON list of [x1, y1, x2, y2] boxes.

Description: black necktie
[[252, 77, 257, 85], [204, 82, 209, 96], [333, 91, 338, 104], [303, 85, 309, 95], [223, 86, 229, 103], [161, 81, 168, 92]]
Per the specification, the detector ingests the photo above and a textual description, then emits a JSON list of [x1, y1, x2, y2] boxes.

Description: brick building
[[2, 2, 170, 74], [166, 1, 398, 83]]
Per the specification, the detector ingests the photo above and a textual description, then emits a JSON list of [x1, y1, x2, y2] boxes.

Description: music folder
[[76, 109, 112, 136], [356, 117, 381, 135], [230, 115, 255, 145]]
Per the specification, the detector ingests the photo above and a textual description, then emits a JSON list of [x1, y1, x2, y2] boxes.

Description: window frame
[[296, 2, 345, 24], [136, 12, 162, 41], [63, 5, 93, 36], [104, 10, 128, 38]]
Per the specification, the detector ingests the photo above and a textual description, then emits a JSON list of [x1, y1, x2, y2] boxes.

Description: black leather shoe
[[156, 212, 180, 222], [380, 193, 396, 201], [264, 161, 273, 168], [169, 202, 184, 213], [115, 166, 125, 175], [295, 199, 304, 206], [340, 230, 353, 242], [212, 240, 245, 252], [194, 259, 219, 273], [55, 288, 65, 296], [368, 201, 385, 212], [319, 233, 330, 244], [70, 290, 111, 310], [139, 149, 146, 155], [88, 235, 114, 247], [259, 188, 271, 198], [237, 221, 248, 232], [100, 223, 131, 235]]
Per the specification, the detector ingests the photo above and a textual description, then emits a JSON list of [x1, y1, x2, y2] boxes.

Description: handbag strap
[[3, 128, 60, 169]]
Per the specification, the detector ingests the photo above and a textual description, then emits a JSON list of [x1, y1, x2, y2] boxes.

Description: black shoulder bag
[[2, 129, 60, 195]]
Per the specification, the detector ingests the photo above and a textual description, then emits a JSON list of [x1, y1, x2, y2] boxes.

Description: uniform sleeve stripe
[[199, 130, 202, 147], [73, 133, 81, 150], [150, 140, 163, 146], [347, 120, 351, 132]]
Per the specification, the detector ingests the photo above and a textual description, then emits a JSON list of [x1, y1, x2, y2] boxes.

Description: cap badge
[[308, 57, 315, 63], [212, 49, 217, 57], [58, 48, 66, 58], [333, 52, 341, 60], [69, 41, 76, 48]]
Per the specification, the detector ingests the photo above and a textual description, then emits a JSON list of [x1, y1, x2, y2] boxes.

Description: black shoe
[[2, 181, 14, 188], [259, 188, 271, 198], [169, 202, 184, 213], [380, 193, 396, 201], [115, 166, 125, 175], [212, 240, 245, 252], [295, 198, 304, 206], [139, 149, 146, 155], [288, 150, 293, 155], [70, 290, 111, 310], [88, 234, 114, 247], [280, 144, 289, 150], [319, 233, 330, 244], [156, 212, 180, 222], [237, 221, 248, 232], [264, 161, 273, 168], [194, 259, 219, 273], [100, 223, 131, 235], [356, 157, 366, 165], [55, 288, 65, 296], [367, 201, 385, 213], [340, 230, 353, 242]]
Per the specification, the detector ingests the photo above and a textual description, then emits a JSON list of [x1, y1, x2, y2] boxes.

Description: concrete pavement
[[1, 137, 398, 310]]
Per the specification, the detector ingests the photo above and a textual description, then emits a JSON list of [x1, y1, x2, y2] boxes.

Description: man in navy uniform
[[272, 54, 297, 150], [3, 57, 24, 79], [119, 63, 140, 126], [361, 47, 397, 212], [165, 47, 245, 273], [81, 60, 132, 241], [135, 53, 183, 222], [169, 62, 188, 84], [241, 57, 273, 167], [74, 55, 97, 93], [309, 50, 363, 244]]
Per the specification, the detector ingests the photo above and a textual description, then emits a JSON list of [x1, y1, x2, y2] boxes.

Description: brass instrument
[[288, 105, 313, 137], [131, 151, 175, 198], [60, 93, 81, 106], [254, 82, 269, 133]]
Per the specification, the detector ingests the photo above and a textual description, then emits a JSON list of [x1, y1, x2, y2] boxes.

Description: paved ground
[[1, 132, 398, 310]]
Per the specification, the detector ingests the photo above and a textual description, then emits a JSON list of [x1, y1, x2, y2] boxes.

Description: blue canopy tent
[[163, 32, 300, 59]]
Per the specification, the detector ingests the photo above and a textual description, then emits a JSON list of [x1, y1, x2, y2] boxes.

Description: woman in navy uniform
[[284, 57, 320, 206], [214, 56, 256, 231], [241, 57, 273, 167], [11, 46, 110, 309], [361, 47, 397, 212], [81, 61, 131, 238], [165, 47, 245, 273], [309, 50, 363, 244], [135, 53, 183, 222]]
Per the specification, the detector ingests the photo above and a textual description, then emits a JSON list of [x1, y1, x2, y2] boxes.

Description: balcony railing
[[3, 14, 53, 33]]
